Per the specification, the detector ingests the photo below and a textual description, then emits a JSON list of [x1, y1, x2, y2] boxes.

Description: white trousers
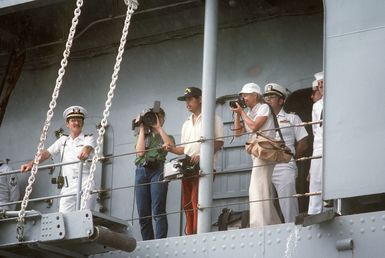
[[59, 176, 95, 213], [249, 156, 281, 227], [272, 162, 299, 223], [308, 158, 322, 215]]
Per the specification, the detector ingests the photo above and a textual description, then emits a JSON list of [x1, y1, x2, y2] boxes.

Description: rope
[[16, 0, 84, 242], [81, 0, 138, 209]]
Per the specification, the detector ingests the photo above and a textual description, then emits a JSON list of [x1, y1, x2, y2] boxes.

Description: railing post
[[76, 162, 84, 210]]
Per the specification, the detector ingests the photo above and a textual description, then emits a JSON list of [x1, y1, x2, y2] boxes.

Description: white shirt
[[245, 103, 275, 139], [181, 113, 224, 163], [275, 109, 308, 155], [312, 98, 323, 155], [47, 133, 95, 179], [0, 163, 20, 211]]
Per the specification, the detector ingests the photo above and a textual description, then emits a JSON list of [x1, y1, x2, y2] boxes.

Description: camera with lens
[[163, 155, 200, 181], [132, 100, 161, 130], [229, 96, 246, 109], [51, 175, 66, 189]]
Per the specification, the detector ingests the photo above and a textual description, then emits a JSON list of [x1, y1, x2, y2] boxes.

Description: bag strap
[[266, 104, 286, 144]]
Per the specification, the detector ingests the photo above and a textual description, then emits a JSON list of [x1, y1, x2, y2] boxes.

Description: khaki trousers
[[249, 156, 281, 227]]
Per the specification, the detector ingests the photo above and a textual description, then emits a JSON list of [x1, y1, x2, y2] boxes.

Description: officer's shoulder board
[[84, 133, 93, 137]]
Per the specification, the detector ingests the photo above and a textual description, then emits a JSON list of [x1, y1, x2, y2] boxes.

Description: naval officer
[[263, 83, 309, 223], [21, 106, 96, 212]]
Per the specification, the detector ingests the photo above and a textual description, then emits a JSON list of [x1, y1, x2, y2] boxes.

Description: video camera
[[132, 100, 161, 130], [163, 155, 200, 181], [229, 96, 246, 109]]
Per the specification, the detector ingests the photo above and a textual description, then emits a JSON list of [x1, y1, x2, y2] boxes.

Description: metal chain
[[81, 0, 138, 209], [16, 0, 84, 241]]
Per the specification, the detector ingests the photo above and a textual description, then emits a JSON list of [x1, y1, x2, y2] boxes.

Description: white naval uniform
[[272, 109, 308, 223], [47, 133, 96, 213], [308, 98, 323, 215], [245, 103, 281, 227], [0, 163, 20, 211]]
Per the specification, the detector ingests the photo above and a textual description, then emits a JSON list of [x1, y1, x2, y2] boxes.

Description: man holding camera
[[134, 107, 175, 240], [166, 87, 224, 235], [263, 83, 309, 223], [21, 106, 95, 213]]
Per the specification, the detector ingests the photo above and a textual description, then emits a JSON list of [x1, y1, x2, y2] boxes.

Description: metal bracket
[[301, 210, 337, 227], [39, 213, 65, 241]]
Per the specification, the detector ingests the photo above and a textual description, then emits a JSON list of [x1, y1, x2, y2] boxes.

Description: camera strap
[[58, 138, 68, 187]]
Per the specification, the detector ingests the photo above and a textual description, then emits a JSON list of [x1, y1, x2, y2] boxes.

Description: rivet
[[231, 244, 235, 249], [212, 236, 216, 241], [183, 240, 187, 245], [136, 246, 141, 251], [192, 249, 196, 254], [297, 236, 301, 241], [308, 226, 312, 230], [249, 232, 254, 237], [383, 226, 385, 231], [360, 218, 365, 223], [249, 242, 254, 247], [222, 245, 226, 250], [146, 245, 150, 250], [258, 241, 262, 246], [212, 247, 216, 252], [155, 253, 159, 257], [202, 248, 206, 253], [317, 233, 322, 238], [371, 227, 376, 232], [222, 235, 226, 240], [155, 243, 159, 248], [307, 235, 312, 240], [349, 230, 353, 235], [165, 242, 169, 247], [231, 234, 236, 240], [371, 217, 376, 222], [146, 255, 150, 258], [241, 233, 245, 238], [287, 228, 292, 233], [241, 243, 245, 248], [175, 241, 179, 246], [174, 251, 178, 256], [164, 251, 169, 257], [349, 219, 354, 225], [203, 237, 207, 243], [193, 239, 197, 244], [267, 230, 272, 236], [182, 250, 186, 255], [267, 240, 272, 245], [276, 238, 281, 244], [277, 228, 281, 234], [382, 215, 385, 221], [360, 228, 365, 234], [258, 231, 263, 237]]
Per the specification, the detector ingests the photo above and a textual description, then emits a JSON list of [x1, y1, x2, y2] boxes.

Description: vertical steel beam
[[76, 162, 84, 210], [198, 0, 218, 234]]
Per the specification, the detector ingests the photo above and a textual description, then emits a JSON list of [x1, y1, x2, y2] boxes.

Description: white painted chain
[[16, 0, 84, 241], [81, 0, 138, 209]]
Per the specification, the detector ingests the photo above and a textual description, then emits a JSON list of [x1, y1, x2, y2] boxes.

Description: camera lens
[[229, 101, 237, 108], [142, 112, 157, 126]]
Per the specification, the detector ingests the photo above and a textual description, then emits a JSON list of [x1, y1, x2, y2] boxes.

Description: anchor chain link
[[16, 0, 84, 242], [81, 0, 138, 209]]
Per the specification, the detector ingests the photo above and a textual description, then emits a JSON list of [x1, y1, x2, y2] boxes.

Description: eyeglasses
[[264, 95, 279, 101]]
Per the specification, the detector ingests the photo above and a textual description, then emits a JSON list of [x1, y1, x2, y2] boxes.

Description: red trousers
[[181, 177, 199, 235]]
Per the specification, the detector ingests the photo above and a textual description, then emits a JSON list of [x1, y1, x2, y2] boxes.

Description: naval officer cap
[[314, 71, 324, 81], [63, 105, 87, 120], [239, 82, 262, 95], [263, 83, 288, 99]]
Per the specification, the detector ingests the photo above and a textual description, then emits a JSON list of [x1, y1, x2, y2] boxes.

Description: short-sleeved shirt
[[0, 163, 20, 211], [47, 133, 95, 178], [275, 109, 308, 155], [181, 113, 224, 164], [135, 132, 175, 166], [245, 103, 275, 139], [312, 98, 323, 155]]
